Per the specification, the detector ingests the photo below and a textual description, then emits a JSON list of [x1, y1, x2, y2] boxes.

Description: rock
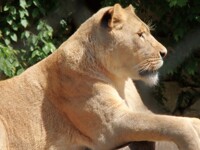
[[184, 98, 200, 117], [162, 82, 181, 113]]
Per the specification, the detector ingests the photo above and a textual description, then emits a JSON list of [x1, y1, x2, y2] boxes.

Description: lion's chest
[[122, 79, 149, 112]]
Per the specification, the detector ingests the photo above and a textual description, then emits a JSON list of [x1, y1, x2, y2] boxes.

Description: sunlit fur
[[0, 4, 200, 150]]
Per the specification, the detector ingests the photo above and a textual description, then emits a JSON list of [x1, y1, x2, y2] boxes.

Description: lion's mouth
[[139, 70, 158, 77]]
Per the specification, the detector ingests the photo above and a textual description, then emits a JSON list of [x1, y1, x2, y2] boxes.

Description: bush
[[0, 0, 56, 77]]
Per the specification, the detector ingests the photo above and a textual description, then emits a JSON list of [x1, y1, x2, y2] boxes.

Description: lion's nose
[[159, 48, 167, 58]]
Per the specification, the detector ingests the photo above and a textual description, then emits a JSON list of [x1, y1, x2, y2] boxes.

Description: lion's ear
[[101, 4, 125, 29], [125, 4, 135, 13]]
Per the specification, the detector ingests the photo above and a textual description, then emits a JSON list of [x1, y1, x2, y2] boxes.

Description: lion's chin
[[142, 73, 159, 86]]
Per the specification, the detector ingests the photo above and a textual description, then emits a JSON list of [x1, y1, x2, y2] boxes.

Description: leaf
[[4, 67, 12, 77], [19, 9, 25, 18], [37, 21, 44, 30], [20, 0, 27, 9], [177, 0, 188, 7], [174, 27, 185, 41], [21, 31, 30, 39], [168, 0, 188, 7], [24, 31, 30, 38], [12, 61, 19, 67], [195, 16, 200, 22], [48, 43, 56, 52], [27, 0, 33, 7], [10, 7, 17, 15], [32, 8, 39, 18], [31, 50, 40, 57], [24, 9, 29, 16], [39, 7, 45, 15], [4, 29, 11, 36], [10, 33, 18, 42], [60, 19, 67, 28], [168, 0, 177, 7], [33, 0, 40, 7], [31, 35, 38, 45], [19, 9, 29, 18], [6, 17, 13, 25], [3, 4, 10, 11], [21, 18, 28, 28], [5, 38, 10, 45], [42, 45, 50, 55], [3, 60, 13, 77], [16, 68, 24, 75], [12, 14, 17, 20], [185, 60, 198, 76], [12, 23, 18, 31]]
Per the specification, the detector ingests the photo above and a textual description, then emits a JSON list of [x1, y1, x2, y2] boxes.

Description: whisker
[[133, 57, 162, 74], [133, 59, 148, 69], [138, 63, 150, 73], [147, 20, 156, 31]]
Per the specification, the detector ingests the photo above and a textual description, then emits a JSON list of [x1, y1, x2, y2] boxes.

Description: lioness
[[0, 4, 200, 150]]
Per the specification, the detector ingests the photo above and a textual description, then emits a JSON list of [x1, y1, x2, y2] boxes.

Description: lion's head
[[85, 4, 167, 86]]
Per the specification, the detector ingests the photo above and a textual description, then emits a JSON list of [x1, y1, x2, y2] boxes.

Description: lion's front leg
[[113, 111, 200, 150], [154, 117, 200, 150], [95, 109, 200, 150]]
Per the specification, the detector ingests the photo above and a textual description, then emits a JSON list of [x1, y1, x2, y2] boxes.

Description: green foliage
[[153, 82, 167, 105], [0, 0, 56, 77], [21, 21, 56, 66], [168, 0, 188, 7], [0, 44, 23, 76], [171, 52, 200, 87]]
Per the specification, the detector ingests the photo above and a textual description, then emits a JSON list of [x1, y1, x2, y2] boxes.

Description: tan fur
[[0, 4, 200, 150]]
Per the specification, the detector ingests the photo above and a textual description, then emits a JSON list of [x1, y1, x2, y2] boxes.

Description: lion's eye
[[137, 32, 146, 42], [137, 32, 145, 38]]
